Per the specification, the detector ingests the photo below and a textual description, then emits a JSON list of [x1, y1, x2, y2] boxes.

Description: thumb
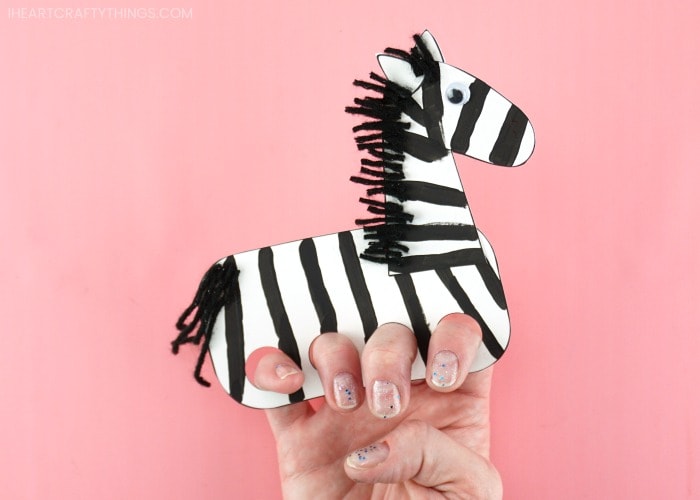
[[344, 420, 502, 498]]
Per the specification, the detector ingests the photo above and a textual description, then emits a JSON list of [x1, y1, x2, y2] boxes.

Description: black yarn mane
[[346, 34, 442, 265], [171, 256, 239, 387]]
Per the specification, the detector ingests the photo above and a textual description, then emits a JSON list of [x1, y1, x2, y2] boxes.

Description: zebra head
[[377, 30, 535, 167]]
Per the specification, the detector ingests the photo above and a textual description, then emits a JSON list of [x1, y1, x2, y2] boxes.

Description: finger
[[362, 323, 417, 419], [344, 420, 502, 498], [265, 401, 313, 441], [251, 347, 305, 394], [247, 348, 311, 436], [425, 313, 482, 392], [309, 333, 363, 412], [460, 364, 495, 401]]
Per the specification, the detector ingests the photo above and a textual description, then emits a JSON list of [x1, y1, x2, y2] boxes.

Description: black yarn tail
[[171, 256, 239, 387]]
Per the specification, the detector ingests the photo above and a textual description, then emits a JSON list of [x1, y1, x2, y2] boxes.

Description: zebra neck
[[397, 135, 474, 227], [384, 132, 484, 274], [347, 72, 485, 272]]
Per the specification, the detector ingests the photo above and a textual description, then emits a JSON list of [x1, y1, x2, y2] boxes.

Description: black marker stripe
[[399, 224, 478, 242], [489, 105, 528, 166], [224, 256, 245, 403], [258, 247, 305, 403], [451, 79, 490, 152], [402, 99, 426, 127], [391, 248, 486, 274], [435, 268, 505, 359], [394, 274, 431, 364], [390, 181, 467, 207], [338, 231, 378, 342], [299, 238, 337, 333], [420, 74, 444, 143], [476, 261, 507, 310], [404, 133, 448, 162]]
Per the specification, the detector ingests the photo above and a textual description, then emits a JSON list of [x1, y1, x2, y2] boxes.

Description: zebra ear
[[419, 30, 444, 62], [377, 54, 423, 92]]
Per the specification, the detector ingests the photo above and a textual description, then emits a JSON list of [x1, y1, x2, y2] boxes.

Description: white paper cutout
[[172, 31, 535, 409]]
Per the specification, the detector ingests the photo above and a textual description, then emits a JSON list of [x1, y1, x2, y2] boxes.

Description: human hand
[[252, 313, 502, 499]]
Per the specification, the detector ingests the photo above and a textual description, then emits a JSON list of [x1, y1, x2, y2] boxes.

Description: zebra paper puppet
[[171, 31, 535, 409]]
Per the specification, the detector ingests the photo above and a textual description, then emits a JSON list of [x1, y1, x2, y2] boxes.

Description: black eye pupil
[[448, 88, 464, 104]]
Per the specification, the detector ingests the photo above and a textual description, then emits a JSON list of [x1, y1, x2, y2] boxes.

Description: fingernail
[[431, 350, 459, 388], [333, 372, 359, 409], [346, 442, 390, 469], [371, 380, 400, 419], [275, 363, 300, 380]]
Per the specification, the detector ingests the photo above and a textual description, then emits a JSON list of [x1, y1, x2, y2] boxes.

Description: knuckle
[[442, 313, 482, 336], [310, 333, 355, 366], [366, 325, 417, 353], [369, 322, 414, 345], [436, 314, 483, 351], [365, 345, 414, 368]]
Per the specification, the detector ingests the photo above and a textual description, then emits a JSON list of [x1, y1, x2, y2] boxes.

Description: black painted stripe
[[387, 180, 467, 207], [400, 224, 478, 242], [394, 274, 431, 364], [476, 261, 507, 310], [489, 105, 528, 166], [338, 231, 378, 342], [451, 79, 490, 153], [258, 247, 305, 403], [391, 248, 486, 274], [224, 256, 246, 403], [299, 238, 337, 333], [435, 268, 505, 359]]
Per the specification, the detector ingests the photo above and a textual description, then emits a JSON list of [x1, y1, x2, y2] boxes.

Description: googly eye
[[445, 82, 470, 105]]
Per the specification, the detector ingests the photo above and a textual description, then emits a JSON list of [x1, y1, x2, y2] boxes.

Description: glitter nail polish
[[333, 372, 358, 409], [431, 350, 459, 388], [371, 380, 400, 419], [346, 442, 390, 469]]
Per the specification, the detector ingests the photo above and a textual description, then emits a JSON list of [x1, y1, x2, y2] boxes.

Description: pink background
[[1, 1, 699, 498]]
